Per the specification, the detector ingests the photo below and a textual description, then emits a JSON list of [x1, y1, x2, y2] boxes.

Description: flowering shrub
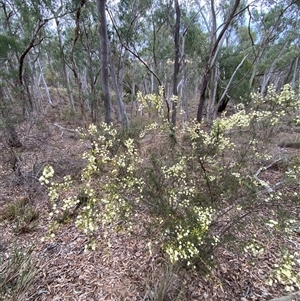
[[40, 85, 300, 273], [136, 86, 165, 118], [249, 84, 300, 137], [40, 123, 143, 244]]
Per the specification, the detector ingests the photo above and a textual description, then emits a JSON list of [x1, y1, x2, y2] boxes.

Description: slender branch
[[106, 7, 170, 120], [18, 19, 49, 86], [214, 54, 249, 118], [106, 8, 162, 87], [247, 6, 257, 58]]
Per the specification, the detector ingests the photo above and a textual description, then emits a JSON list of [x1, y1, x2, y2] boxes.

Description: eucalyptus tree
[[54, 0, 129, 125], [1, 0, 48, 115], [97, 0, 112, 124], [211, 24, 254, 117], [108, 0, 174, 120], [200, 0, 300, 119], [63, 0, 87, 124], [46, 0, 110, 123], [80, 3, 102, 122], [177, 8, 210, 121], [196, 0, 249, 121], [171, 0, 180, 125], [46, 0, 76, 112], [0, 19, 23, 147], [248, 0, 300, 94], [0, 0, 52, 146], [109, 0, 163, 91]]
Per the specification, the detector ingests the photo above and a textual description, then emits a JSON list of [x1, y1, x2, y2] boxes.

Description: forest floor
[[0, 98, 300, 301]]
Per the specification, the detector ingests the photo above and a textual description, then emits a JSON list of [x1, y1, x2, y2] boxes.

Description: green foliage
[[116, 0, 151, 46], [236, 25, 258, 48], [185, 25, 209, 59], [0, 34, 21, 58], [0, 198, 39, 234], [218, 47, 253, 105], [40, 85, 300, 275], [0, 244, 39, 300]]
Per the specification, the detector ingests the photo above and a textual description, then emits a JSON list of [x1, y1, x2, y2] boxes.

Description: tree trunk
[[37, 59, 52, 105], [18, 19, 49, 116], [207, 64, 219, 119], [54, 16, 76, 112], [197, 0, 241, 122], [180, 35, 189, 122], [108, 42, 129, 127], [171, 0, 181, 126], [291, 57, 299, 90], [213, 54, 249, 119], [197, 72, 209, 122], [131, 58, 137, 117], [97, 0, 112, 124], [0, 88, 22, 148], [82, 22, 98, 122], [69, 4, 87, 125]]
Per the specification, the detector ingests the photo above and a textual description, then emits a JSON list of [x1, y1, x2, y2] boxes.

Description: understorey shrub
[[40, 85, 300, 278], [40, 123, 143, 247]]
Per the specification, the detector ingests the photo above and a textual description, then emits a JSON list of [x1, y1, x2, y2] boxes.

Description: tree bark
[[69, 4, 87, 125], [54, 15, 76, 112], [180, 35, 189, 122], [97, 0, 112, 124], [0, 88, 22, 148], [81, 21, 99, 122], [291, 57, 299, 90], [108, 42, 129, 127], [171, 0, 181, 126]]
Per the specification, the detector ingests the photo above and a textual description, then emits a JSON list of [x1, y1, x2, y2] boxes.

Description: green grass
[[0, 198, 39, 234], [0, 244, 39, 301]]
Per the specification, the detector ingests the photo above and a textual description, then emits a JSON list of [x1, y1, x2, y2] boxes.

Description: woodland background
[[0, 0, 300, 300]]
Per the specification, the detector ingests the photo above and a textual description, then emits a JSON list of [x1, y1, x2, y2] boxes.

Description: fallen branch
[[53, 123, 78, 137], [254, 158, 283, 194]]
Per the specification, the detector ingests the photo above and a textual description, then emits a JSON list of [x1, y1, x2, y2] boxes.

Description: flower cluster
[[39, 165, 54, 185], [250, 84, 300, 132], [136, 86, 164, 117], [243, 239, 265, 257], [164, 207, 213, 265]]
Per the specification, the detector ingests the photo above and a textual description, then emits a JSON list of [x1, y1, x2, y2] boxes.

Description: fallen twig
[[254, 158, 283, 194], [53, 123, 78, 137]]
